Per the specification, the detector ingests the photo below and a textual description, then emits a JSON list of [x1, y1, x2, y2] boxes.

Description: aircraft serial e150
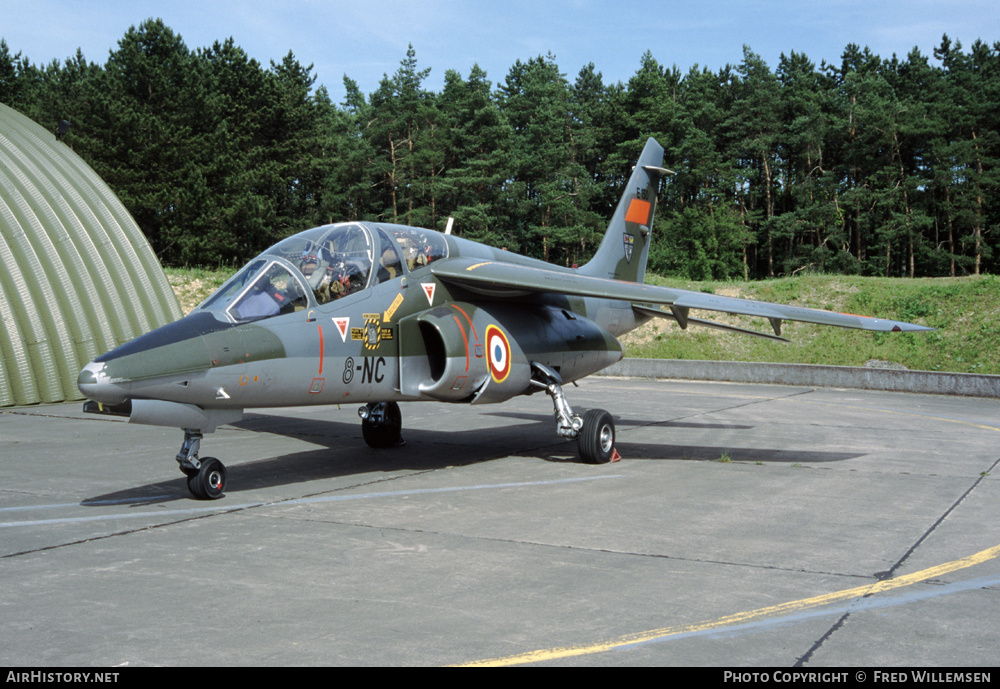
[[78, 139, 932, 499]]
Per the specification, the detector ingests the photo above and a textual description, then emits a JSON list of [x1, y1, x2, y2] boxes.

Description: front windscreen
[[198, 224, 377, 321], [199, 258, 268, 314], [228, 262, 309, 321]]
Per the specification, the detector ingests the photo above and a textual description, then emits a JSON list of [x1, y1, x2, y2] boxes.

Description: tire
[[362, 402, 402, 448], [187, 457, 227, 500], [578, 409, 615, 464]]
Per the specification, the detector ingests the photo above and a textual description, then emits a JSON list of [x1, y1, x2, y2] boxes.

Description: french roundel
[[485, 324, 511, 383]]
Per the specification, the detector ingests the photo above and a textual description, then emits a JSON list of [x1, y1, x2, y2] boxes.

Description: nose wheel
[[187, 458, 227, 500], [176, 430, 228, 499]]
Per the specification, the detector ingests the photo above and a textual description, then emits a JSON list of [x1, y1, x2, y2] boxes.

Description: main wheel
[[362, 402, 402, 448], [578, 409, 616, 464], [187, 457, 227, 500]]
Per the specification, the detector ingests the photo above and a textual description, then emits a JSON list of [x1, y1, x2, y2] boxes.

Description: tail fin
[[579, 138, 670, 283]]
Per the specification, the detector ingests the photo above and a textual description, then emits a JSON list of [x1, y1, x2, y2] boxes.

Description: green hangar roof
[[0, 103, 182, 407]]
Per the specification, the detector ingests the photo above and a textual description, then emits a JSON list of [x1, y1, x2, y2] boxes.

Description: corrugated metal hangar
[[0, 103, 182, 407]]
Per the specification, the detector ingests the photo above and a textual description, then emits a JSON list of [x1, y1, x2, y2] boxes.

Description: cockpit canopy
[[199, 223, 448, 323]]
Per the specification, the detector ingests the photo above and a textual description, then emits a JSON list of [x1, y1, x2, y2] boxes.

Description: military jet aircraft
[[78, 138, 932, 499]]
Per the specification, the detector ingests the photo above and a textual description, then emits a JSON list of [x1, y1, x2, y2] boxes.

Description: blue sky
[[4, 0, 999, 103]]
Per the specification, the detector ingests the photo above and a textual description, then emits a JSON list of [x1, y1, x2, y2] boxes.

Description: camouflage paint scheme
[[77, 139, 932, 498]]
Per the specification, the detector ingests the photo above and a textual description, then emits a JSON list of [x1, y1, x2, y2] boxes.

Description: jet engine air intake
[[406, 306, 489, 401], [398, 303, 533, 404]]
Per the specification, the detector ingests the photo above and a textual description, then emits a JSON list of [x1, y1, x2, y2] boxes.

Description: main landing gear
[[356, 370, 617, 462], [532, 363, 619, 464], [177, 430, 227, 500]]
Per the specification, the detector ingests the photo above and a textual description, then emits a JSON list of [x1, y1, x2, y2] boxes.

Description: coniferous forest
[[2, 18, 998, 280]]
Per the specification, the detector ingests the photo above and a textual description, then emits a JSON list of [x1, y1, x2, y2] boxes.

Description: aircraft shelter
[[0, 103, 182, 407]]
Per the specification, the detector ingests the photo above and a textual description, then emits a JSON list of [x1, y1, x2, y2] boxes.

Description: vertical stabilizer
[[579, 138, 670, 283]]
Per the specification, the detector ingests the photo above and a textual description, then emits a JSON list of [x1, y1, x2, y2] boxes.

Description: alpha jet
[[78, 139, 931, 499]]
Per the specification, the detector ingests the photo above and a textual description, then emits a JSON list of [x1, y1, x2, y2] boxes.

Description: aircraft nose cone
[[77, 361, 131, 405]]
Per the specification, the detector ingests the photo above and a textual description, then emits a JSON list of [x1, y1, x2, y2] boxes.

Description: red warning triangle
[[332, 317, 349, 342]]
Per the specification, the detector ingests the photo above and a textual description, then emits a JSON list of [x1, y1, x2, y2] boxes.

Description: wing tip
[[876, 321, 935, 333]]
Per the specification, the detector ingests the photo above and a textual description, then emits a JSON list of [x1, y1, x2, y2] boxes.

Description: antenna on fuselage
[[445, 217, 454, 235]]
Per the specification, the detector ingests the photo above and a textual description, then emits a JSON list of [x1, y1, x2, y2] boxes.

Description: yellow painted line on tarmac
[[456, 543, 1000, 667]]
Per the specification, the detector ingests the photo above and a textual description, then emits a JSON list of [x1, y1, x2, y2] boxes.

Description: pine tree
[[725, 47, 782, 276], [497, 54, 602, 264], [98, 19, 208, 264], [0, 39, 33, 111], [366, 45, 434, 225], [436, 65, 513, 246]]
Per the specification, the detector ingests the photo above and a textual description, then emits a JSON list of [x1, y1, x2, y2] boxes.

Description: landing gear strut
[[176, 429, 227, 500], [532, 363, 618, 464], [359, 401, 403, 448]]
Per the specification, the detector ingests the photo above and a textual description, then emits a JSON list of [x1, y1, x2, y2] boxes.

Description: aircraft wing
[[430, 258, 933, 335]]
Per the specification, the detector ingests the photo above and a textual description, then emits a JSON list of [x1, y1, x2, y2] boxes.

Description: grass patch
[[166, 267, 234, 314]]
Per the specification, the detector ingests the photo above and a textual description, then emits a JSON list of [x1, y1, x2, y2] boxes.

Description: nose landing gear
[[177, 429, 227, 500]]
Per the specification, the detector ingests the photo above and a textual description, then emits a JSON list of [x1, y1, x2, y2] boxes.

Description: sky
[[4, 0, 1000, 103]]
